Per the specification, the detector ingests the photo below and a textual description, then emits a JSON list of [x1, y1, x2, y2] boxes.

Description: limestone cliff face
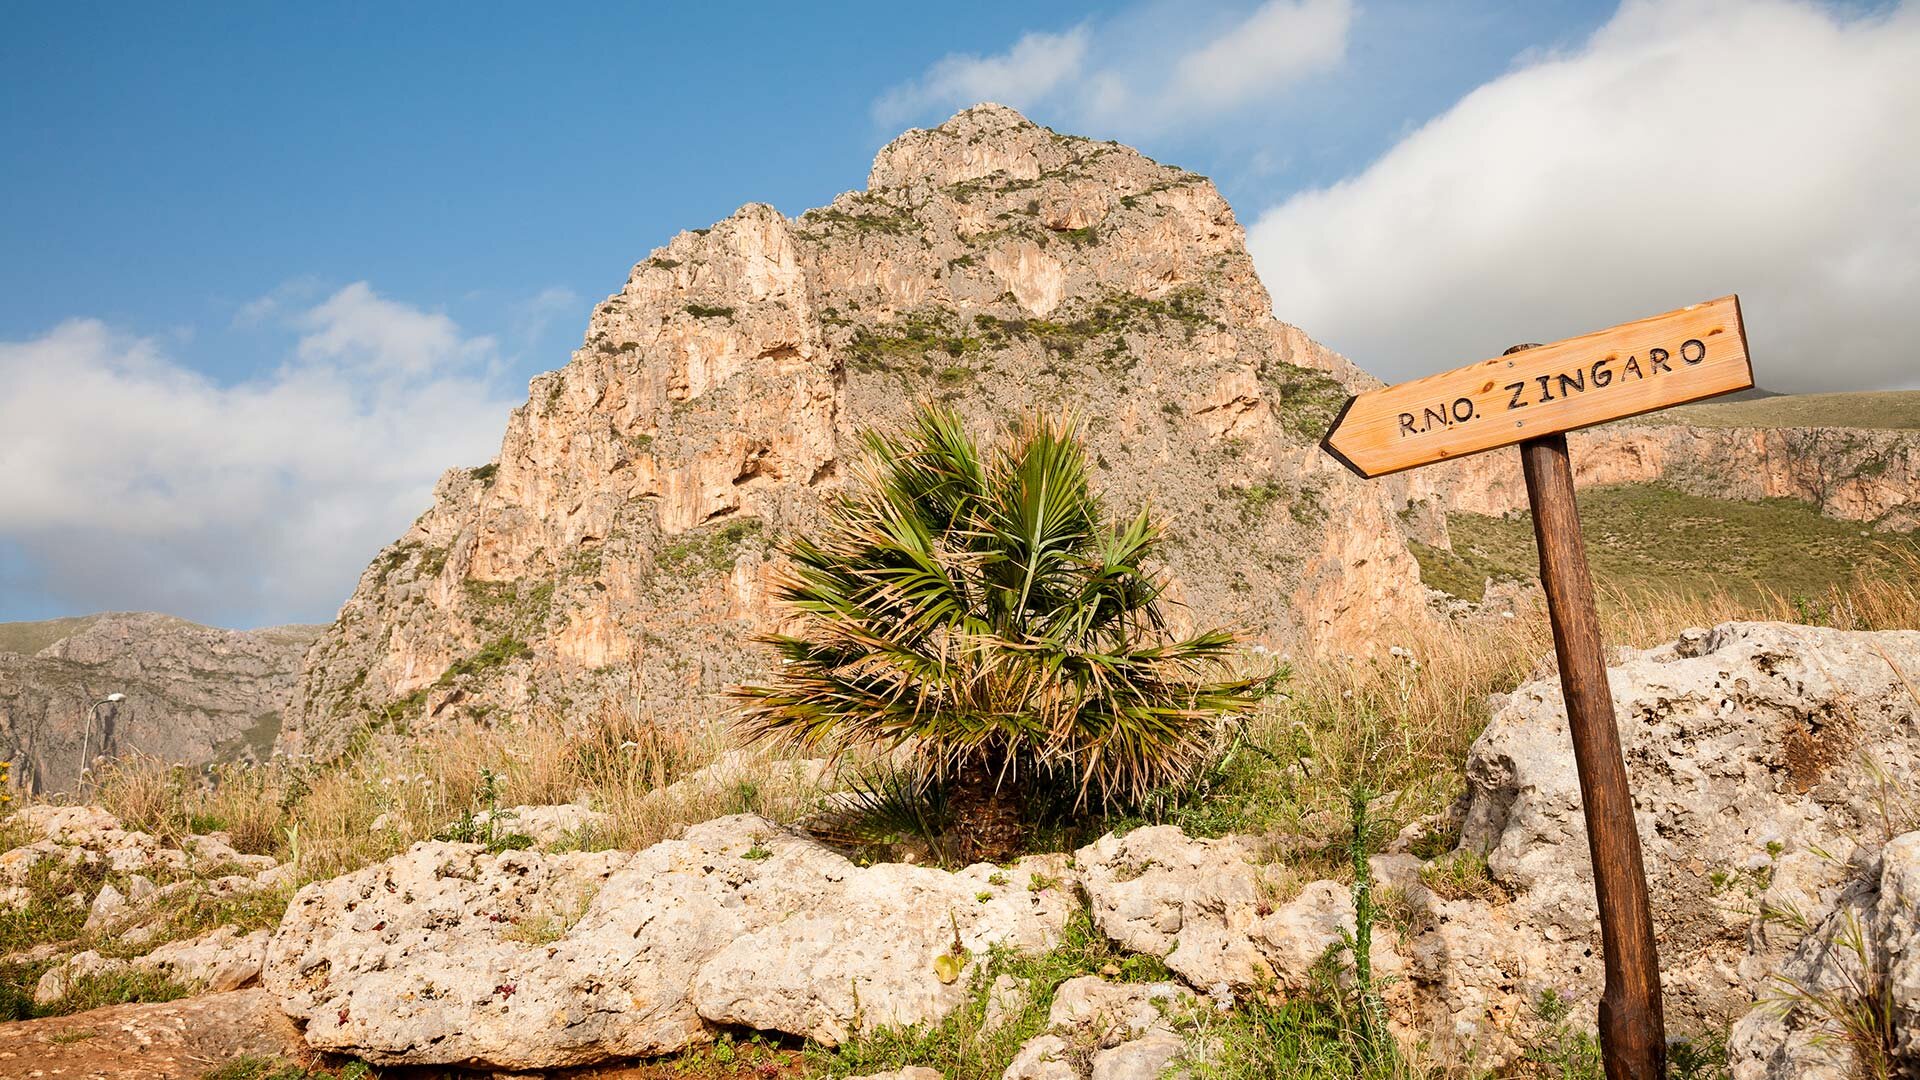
[[284, 105, 1433, 760], [1414, 422, 1920, 529], [0, 613, 320, 794]]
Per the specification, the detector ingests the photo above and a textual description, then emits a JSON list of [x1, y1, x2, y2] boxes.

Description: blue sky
[[3, 1, 1915, 628], [1, 1, 1612, 389]]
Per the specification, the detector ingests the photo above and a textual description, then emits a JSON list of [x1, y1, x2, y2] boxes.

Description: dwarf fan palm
[[734, 407, 1271, 840]]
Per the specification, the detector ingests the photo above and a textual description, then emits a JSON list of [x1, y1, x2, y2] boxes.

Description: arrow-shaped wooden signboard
[[1323, 296, 1754, 1080], [1323, 295, 1751, 477]]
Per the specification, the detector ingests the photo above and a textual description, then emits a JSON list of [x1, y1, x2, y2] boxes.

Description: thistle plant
[[733, 406, 1272, 844]]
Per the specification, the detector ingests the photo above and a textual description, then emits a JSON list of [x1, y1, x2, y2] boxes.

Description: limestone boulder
[[1075, 827, 1394, 994], [1004, 1034, 1079, 1080], [32, 926, 267, 1006], [264, 840, 633, 1068], [1729, 830, 1920, 1079], [34, 949, 124, 1005], [1403, 622, 1920, 1055], [689, 851, 1074, 1043], [144, 926, 272, 993], [265, 814, 1075, 1069], [1003, 977, 1198, 1080], [464, 802, 613, 847]]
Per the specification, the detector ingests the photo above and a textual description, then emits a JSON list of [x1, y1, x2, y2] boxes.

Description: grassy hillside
[[1633, 389, 1920, 430], [1413, 483, 1920, 608], [0, 615, 101, 656]]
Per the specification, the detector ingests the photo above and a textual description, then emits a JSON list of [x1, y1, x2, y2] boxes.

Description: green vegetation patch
[[968, 289, 1223, 366], [436, 635, 533, 687], [1259, 363, 1351, 439], [659, 517, 765, 576], [1414, 484, 1920, 607], [802, 201, 916, 236], [0, 615, 101, 655], [1636, 390, 1920, 431], [201, 1056, 371, 1080], [847, 312, 982, 373], [460, 575, 554, 635]]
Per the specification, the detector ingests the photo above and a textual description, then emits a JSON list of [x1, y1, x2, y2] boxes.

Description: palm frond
[[731, 404, 1278, 812]]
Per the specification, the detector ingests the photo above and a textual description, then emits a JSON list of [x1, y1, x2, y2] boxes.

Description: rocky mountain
[[1435, 417, 1920, 529], [280, 104, 1917, 762], [283, 104, 1441, 760], [0, 613, 321, 794]]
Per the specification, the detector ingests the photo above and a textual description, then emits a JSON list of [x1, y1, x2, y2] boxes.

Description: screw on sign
[[1322, 295, 1754, 1080]]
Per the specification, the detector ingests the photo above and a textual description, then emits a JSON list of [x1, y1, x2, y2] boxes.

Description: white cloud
[[296, 281, 495, 378], [1247, 0, 1920, 393], [510, 285, 585, 349], [1165, 0, 1352, 115], [876, 27, 1091, 128], [0, 284, 524, 626], [875, 0, 1352, 135]]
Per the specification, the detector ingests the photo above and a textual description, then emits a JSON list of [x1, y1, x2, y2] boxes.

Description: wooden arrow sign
[[1321, 294, 1758, 1080], [1322, 296, 1752, 478]]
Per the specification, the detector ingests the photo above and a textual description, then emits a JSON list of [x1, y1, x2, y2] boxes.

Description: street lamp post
[[77, 692, 125, 794]]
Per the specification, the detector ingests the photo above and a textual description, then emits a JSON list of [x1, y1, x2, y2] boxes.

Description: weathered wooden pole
[[1520, 426, 1667, 1079], [1323, 297, 1753, 1080]]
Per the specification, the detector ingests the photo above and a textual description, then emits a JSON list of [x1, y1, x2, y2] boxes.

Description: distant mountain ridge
[[1429, 391, 1920, 528], [0, 612, 321, 794]]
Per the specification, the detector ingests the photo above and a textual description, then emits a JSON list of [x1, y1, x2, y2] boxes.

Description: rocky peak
[[869, 103, 1082, 191], [282, 105, 1431, 760]]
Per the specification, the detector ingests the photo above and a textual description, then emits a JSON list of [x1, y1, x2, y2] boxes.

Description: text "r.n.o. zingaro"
[[1397, 338, 1710, 439]]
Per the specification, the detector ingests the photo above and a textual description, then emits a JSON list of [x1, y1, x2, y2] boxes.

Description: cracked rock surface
[[264, 814, 1074, 1068]]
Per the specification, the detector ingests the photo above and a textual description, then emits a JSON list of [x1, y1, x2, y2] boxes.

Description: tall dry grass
[[1186, 549, 1920, 871], [89, 700, 839, 882], [65, 549, 1920, 884]]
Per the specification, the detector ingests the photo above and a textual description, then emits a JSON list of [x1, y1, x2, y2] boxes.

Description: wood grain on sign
[[1322, 295, 1751, 478]]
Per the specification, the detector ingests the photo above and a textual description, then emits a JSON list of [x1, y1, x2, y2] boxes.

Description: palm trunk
[[946, 766, 1025, 864]]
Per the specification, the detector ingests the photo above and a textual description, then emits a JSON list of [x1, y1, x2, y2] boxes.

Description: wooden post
[[1322, 297, 1751, 1080], [1520, 429, 1667, 1080]]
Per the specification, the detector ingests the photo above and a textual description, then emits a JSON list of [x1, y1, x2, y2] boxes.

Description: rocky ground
[[3, 620, 1914, 1078]]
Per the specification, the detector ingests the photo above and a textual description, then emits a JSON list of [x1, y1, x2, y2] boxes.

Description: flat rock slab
[[0, 989, 306, 1079]]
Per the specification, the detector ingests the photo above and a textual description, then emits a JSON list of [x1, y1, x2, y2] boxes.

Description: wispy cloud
[[875, 27, 1092, 128], [0, 283, 530, 626], [1245, 0, 1920, 393], [875, 0, 1352, 136]]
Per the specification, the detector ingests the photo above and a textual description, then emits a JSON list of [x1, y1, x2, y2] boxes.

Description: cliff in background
[[0, 613, 321, 794], [282, 104, 1438, 761], [1421, 420, 1920, 529]]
